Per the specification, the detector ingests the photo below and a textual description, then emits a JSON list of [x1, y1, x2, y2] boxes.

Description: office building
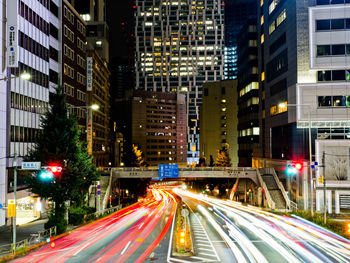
[[1, 0, 52, 226], [86, 50, 110, 167], [224, 0, 257, 80], [69, 0, 109, 62], [257, 0, 350, 213], [62, 0, 88, 128], [200, 80, 239, 167], [131, 90, 187, 166], [134, 0, 224, 164], [237, 17, 259, 167]]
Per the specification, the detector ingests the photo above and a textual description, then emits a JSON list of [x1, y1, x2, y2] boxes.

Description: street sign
[[8, 199, 16, 217], [21, 162, 41, 170], [159, 164, 179, 179], [0, 203, 2, 209], [97, 190, 101, 195]]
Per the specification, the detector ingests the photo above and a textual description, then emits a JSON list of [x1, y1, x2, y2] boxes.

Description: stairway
[[261, 174, 286, 209]]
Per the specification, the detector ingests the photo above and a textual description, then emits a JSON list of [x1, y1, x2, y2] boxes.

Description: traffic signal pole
[[323, 151, 326, 224], [308, 111, 314, 217], [13, 152, 17, 252]]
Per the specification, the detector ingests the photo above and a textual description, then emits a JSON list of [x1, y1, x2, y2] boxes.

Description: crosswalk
[[168, 213, 220, 263]]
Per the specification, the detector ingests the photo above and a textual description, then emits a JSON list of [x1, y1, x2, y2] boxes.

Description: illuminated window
[[261, 72, 265, 81], [261, 15, 264, 25], [276, 10, 286, 27], [261, 0, 264, 6], [261, 34, 264, 44]]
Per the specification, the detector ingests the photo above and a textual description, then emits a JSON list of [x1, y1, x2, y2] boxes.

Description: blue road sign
[[0, 204, 2, 209], [97, 190, 101, 195], [159, 164, 179, 179]]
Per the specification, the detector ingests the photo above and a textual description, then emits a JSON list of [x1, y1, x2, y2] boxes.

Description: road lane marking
[[121, 241, 131, 255]]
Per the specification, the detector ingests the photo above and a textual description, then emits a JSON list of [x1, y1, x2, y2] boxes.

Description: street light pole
[[308, 111, 314, 217], [12, 152, 17, 252]]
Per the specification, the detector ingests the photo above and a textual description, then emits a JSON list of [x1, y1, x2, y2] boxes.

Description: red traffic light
[[295, 163, 302, 170], [47, 166, 62, 175]]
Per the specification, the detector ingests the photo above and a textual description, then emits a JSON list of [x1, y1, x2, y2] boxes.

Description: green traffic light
[[38, 170, 54, 180]]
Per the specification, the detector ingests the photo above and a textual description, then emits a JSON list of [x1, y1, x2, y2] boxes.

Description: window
[[269, 33, 286, 55], [332, 44, 345, 55], [331, 19, 344, 29], [317, 45, 331, 56], [332, 70, 345, 80], [318, 70, 332, 81], [333, 96, 347, 106], [269, 22, 276, 34], [276, 9, 286, 27], [316, 20, 330, 30], [63, 83, 74, 97]]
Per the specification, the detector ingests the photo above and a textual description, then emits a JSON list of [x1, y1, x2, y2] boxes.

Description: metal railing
[[0, 226, 56, 256], [256, 169, 276, 209], [110, 166, 257, 172], [94, 204, 122, 217]]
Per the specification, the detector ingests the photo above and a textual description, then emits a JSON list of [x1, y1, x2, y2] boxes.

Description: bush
[[69, 207, 85, 225], [45, 215, 68, 234]]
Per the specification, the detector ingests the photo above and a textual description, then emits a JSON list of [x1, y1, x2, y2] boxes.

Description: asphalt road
[[12, 188, 177, 263], [175, 189, 350, 263]]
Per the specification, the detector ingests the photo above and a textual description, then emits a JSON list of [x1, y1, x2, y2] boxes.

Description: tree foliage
[[26, 85, 99, 233], [132, 144, 148, 167], [215, 147, 232, 167]]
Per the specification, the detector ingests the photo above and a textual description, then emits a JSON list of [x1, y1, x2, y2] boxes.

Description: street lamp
[[278, 102, 314, 216], [0, 71, 31, 82]]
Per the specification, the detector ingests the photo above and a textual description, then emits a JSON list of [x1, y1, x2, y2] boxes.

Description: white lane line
[[120, 241, 131, 255], [138, 222, 144, 229], [73, 242, 91, 256]]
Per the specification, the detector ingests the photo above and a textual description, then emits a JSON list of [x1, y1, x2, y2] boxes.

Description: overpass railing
[[109, 167, 257, 172]]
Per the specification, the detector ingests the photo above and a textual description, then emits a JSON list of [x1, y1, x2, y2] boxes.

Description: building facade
[[237, 17, 259, 167], [62, 0, 88, 128], [200, 80, 239, 167], [257, 0, 350, 213], [224, 0, 257, 80], [131, 90, 187, 166], [86, 50, 110, 167], [134, 0, 225, 164], [1, 0, 52, 226]]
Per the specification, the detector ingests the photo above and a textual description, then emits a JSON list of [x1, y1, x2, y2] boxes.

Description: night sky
[[106, 0, 134, 60]]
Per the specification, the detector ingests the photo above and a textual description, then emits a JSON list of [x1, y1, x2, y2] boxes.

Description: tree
[[215, 147, 232, 167], [133, 144, 148, 167], [26, 85, 99, 233]]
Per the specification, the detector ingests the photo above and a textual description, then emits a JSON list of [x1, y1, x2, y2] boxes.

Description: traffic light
[[46, 165, 62, 176], [38, 169, 54, 181], [38, 165, 62, 181], [286, 162, 303, 176]]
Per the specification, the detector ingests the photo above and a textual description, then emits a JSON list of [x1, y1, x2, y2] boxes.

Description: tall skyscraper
[[224, 0, 257, 80], [134, 0, 224, 164]]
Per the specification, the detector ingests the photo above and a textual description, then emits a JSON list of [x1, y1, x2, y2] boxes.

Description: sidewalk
[[0, 219, 47, 246]]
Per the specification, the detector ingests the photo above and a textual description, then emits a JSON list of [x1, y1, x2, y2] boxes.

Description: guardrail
[[110, 166, 257, 172], [94, 204, 122, 217], [0, 226, 56, 256]]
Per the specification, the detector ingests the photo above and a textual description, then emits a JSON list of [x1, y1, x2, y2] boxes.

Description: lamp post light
[[278, 102, 314, 216]]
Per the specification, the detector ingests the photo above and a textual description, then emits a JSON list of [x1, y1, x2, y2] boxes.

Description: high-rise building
[[131, 90, 187, 166], [69, 0, 109, 62], [224, 0, 257, 80], [86, 50, 110, 167], [62, 0, 88, 129], [1, 0, 52, 226], [200, 80, 239, 167], [134, 0, 225, 164], [237, 17, 259, 167], [257, 0, 350, 213]]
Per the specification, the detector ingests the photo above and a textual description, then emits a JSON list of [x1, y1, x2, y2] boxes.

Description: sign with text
[[8, 199, 15, 217], [159, 164, 179, 179], [6, 0, 18, 67], [21, 162, 41, 170], [87, 57, 93, 91]]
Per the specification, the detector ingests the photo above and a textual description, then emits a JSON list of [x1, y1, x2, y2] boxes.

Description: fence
[[0, 226, 56, 256]]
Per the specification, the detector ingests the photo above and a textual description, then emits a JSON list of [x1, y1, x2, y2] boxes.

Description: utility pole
[[13, 152, 17, 252], [323, 151, 326, 224]]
